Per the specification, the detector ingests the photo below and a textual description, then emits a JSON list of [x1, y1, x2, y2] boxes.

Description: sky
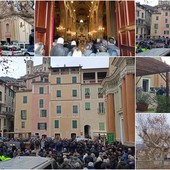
[[0, 56, 169, 79], [136, 0, 158, 6], [0, 57, 110, 79]]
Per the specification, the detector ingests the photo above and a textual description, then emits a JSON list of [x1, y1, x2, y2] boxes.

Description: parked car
[[24, 45, 34, 56], [13, 42, 30, 53], [1, 45, 23, 56]]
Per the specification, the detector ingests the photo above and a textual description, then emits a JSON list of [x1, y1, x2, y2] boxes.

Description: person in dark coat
[[50, 37, 67, 56]]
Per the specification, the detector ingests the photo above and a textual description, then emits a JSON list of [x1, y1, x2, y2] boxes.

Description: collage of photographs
[[0, 0, 170, 169]]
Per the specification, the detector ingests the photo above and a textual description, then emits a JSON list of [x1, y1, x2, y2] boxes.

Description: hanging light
[[80, 19, 84, 23]]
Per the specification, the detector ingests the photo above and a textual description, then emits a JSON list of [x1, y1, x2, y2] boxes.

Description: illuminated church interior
[[35, 0, 135, 56]]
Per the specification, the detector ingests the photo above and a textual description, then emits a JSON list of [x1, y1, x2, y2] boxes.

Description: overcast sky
[[0, 57, 169, 79], [136, 0, 158, 6], [0, 57, 110, 79]]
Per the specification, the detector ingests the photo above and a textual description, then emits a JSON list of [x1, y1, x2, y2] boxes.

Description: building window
[[166, 24, 169, 28], [72, 120, 77, 129], [54, 120, 59, 128], [0, 91, 2, 101], [39, 99, 44, 108], [21, 122, 25, 128], [98, 88, 103, 98], [164, 30, 170, 35], [155, 30, 157, 34], [85, 102, 90, 110], [99, 122, 105, 130], [72, 90, 77, 97], [38, 123, 47, 130], [136, 27, 138, 34], [142, 12, 144, 18], [165, 18, 168, 23], [154, 24, 158, 29], [56, 77, 61, 84], [21, 110, 27, 120], [23, 96, 27, 103], [40, 110, 47, 117], [39, 87, 44, 94], [137, 11, 139, 17], [6, 23, 9, 32], [156, 16, 159, 20], [56, 106, 61, 114], [165, 12, 168, 16], [141, 28, 143, 34], [56, 90, 61, 97], [72, 77, 77, 83], [73, 105, 78, 114], [85, 88, 90, 98], [98, 102, 105, 113]]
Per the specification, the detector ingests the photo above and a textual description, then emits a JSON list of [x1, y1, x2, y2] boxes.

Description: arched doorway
[[84, 125, 91, 138], [71, 133, 76, 139]]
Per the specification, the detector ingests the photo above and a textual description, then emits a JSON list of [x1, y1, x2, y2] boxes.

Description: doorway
[[84, 125, 91, 138], [142, 79, 150, 92], [71, 133, 76, 139]]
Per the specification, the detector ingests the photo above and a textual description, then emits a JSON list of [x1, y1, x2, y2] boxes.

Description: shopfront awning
[[136, 57, 170, 77]]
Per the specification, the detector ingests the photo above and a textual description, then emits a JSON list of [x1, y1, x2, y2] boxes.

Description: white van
[[0, 156, 55, 169]]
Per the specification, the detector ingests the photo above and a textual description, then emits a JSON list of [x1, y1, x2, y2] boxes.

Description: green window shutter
[[41, 110, 47, 117], [99, 122, 105, 130], [57, 90, 61, 97], [39, 99, 44, 108], [39, 87, 44, 94], [55, 120, 59, 128], [38, 123, 40, 130], [56, 77, 61, 84], [45, 123, 47, 130], [72, 120, 77, 128], [85, 102, 90, 110], [72, 90, 77, 97], [85, 88, 90, 95], [21, 110, 27, 120], [72, 77, 77, 83]]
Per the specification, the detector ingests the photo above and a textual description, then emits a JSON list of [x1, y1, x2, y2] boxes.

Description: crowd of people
[[35, 37, 120, 57], [136, 36, 170, 53], [0, 136, 135, 169]]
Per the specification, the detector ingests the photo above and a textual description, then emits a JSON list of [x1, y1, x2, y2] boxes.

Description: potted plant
[[136, 93, 151, 111]]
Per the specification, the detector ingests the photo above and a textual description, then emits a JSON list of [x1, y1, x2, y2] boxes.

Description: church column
[[106, 94, 116, 135], [106, 1, 111, 38], [121, 77, 129, 144], [125, 74, 135, 145]]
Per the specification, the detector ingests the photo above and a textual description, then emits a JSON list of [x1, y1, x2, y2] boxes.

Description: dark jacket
[[50, 44, 67, 56]]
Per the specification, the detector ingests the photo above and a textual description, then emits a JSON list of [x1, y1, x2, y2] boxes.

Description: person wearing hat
[[96, 39, 110, 56], [50, 37, 67, 56], [67, 40, 77, 56], [83, 43, 96, 56], [108, 37, 120, 56]]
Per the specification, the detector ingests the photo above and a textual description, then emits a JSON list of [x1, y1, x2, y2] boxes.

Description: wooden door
[[116, 0, 135, 56], [35, 1, 54, 56]]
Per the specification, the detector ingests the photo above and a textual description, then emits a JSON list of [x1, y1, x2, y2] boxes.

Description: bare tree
[[0, 1, 34, 25], [137, 114, 170, 168]]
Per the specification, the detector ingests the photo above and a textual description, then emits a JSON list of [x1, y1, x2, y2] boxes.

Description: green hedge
[[156, 95, 170, 113]]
